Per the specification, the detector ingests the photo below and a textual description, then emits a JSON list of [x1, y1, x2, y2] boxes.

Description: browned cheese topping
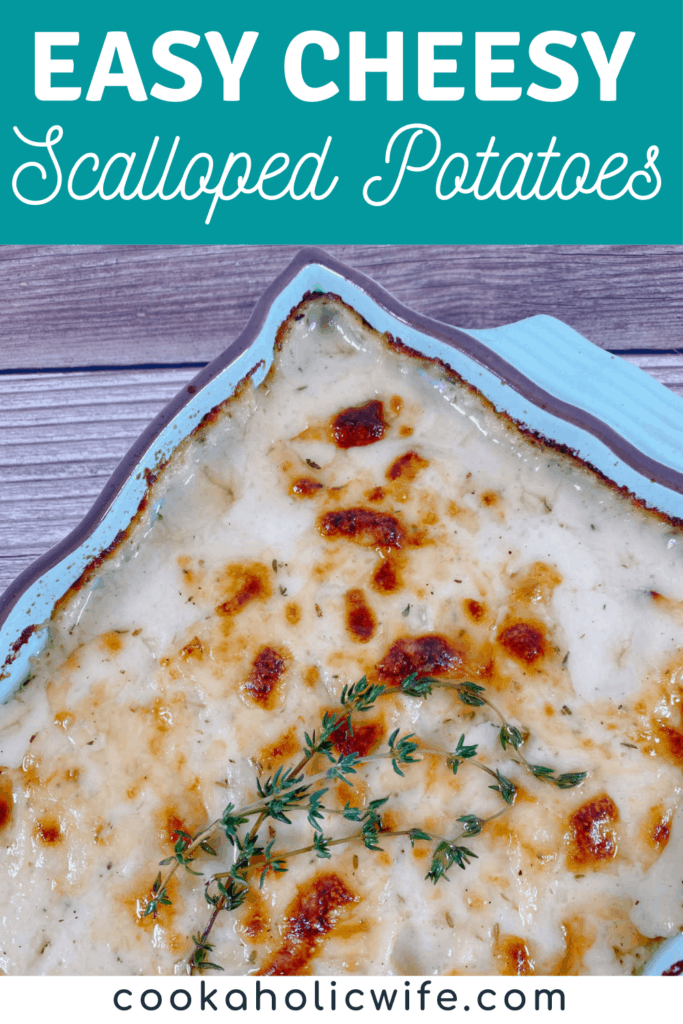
[[318, 507, 405, 548], [0, 293, 682, 978], [566, 795, 620, 869], [376, 634, 463, 684], [258, 874, 358, 975], [331, 400, 386, 449], [244, 647, 287, 708]]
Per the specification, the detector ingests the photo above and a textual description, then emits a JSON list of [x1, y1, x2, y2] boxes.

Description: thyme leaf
[[426, 842, 479, 884], [499, 724, 524, 751], [313, 832, 332, 859], [488, 770, 517, 806]]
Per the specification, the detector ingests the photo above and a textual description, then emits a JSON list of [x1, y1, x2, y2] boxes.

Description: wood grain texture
[[1, 245, 682, 369], [620, 351, 683, 387], [1, 243, 682, 595], [0, 368, 189, 591], [1, 355, 681, 593]]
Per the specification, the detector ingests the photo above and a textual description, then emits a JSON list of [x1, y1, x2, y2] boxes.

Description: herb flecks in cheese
[[1, 294, 682, 977]]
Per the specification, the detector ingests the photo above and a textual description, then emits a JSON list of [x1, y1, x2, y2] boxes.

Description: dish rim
[[3, 245, 683, 644]]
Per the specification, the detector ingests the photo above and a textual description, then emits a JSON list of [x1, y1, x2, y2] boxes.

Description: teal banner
[[2, 0, 681, 243]]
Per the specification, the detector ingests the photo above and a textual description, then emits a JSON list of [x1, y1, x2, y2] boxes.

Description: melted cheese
[[1, 295, 683, 976]]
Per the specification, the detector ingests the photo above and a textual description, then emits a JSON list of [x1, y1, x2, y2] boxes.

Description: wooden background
[[1, 244, 682, 596]]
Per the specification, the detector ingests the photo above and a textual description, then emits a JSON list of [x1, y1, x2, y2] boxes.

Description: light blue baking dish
[[1, 247, 682, 973]]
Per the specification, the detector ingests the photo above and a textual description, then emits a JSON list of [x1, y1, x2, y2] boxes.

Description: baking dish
[[1, 247, 682, 974]]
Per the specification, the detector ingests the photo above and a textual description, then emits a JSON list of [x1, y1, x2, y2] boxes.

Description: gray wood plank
[[1, 245, 682, 369], [1, 354, 682, 594], [620, 351, 683, 387]]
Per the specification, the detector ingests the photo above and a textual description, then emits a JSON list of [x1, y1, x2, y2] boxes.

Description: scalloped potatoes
[[1, 294, 682, 976]]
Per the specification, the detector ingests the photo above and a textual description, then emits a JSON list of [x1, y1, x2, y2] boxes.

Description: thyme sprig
[[146, 730, 420, 919], [208, 805, 509, 901], [398, 674, 587, 792], [419, 740, 518, 807], [145, 678, 393, 919], [143, 672, 587, 972]]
